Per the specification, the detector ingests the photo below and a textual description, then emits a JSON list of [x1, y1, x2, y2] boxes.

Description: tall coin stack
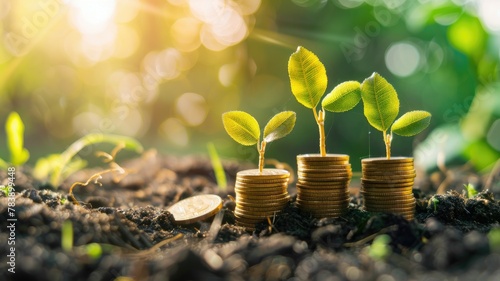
[[361, 157, 416, 220], [296, 154, 351, 218], [234, 169, 291, 230]]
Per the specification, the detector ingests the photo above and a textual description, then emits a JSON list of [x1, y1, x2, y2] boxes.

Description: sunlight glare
[[69, 0, 116, 34], [385, 42, 421, 77], [176, 93, 208, 126], [478, 0, 500, 32]]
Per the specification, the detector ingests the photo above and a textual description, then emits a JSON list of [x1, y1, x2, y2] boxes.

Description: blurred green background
[[0, 0, 499, 173]]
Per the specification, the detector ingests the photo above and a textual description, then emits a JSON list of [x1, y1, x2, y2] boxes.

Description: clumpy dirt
[[1, 149, 500, 281]]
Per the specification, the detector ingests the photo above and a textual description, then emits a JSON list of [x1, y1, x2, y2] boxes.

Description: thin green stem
[[314, 108, 326, 156], [383, 131, 392, 159], [258, 141, 267, 173]]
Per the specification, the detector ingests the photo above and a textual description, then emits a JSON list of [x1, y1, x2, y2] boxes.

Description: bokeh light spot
[[171, 17, 202, 52], [176, 92, 208, 126], [385, 42, 421, 77], [478, 0, 500, 32], [69, 0, 116, 35], [160, 118, 189, 147], [113, 26, 139, 59]]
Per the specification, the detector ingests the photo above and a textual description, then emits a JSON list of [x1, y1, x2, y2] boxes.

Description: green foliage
[[361, 73, 400, 132], [207, 142, 227, 191], [392, 111, 432, 136], [0, 112, 29, 168], [85, 243, 103, 260], [464, 183, 478, 199], [360, 73, 431, 158], [368, 234, 391, 260], [288, 46, 327, 109], [263, 111, 297, 143], [0, 185, 8, 197], [62, 220, 73, 252], [222, 110, 296, 172], [33, 133, 143, 187], [322, 81, 362, 112], [489, 228, 500, 252], [222, 111, 260, 146]]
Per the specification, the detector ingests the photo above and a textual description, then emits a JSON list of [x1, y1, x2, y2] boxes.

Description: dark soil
[[1, 150, 500, 281]]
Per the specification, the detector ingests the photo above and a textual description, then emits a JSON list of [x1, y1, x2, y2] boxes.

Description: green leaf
[[222, 111, 260, 146], [392, 110, 431, 136], [6, 112, 29, 166], [263, 111, 296, 143], [361, 73, 400, 132], [322, 81, 362, 112], [288, 46, 327, 109]]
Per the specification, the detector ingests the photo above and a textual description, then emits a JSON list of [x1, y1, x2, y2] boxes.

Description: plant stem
[[383, 131, 392, 159], [258, 141, 267, 173], [314, 109, 326, 157]]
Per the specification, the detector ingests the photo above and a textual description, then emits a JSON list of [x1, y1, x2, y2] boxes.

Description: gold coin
[[237, 193, 289, 200], [234, 215, 265, 225], [167, 194, 222, 225], [298, 171, 352, 178], [299, 176, 351, 182], [236, 178, 290, 185], [362, 171, 416, 178], [235, 186, 287, 194], [237, 169, 289, 179], [298, 164, 351, 170], [298, 153, 349, 161], [236, 180, 288, 187], [235, 204, 286, 212], [362, 177, 415, 184], [364, 199, 416, 207], [236, 197, 290, 205], [361, 182, 414, 189], [297, 183, 349, 190], [361, 194, 414, 201], [297, 191, 349, 199], [296, 199, 349, 206], [361, 157, 413, 164], [360, 188, 413, 196], [297, 189, 349, 195], [234, 209, 282, 218]]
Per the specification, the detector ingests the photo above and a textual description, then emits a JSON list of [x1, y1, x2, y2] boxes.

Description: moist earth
[[1, 150, 500, 281]]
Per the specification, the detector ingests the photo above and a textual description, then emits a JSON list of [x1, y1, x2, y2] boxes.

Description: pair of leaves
[[222, 111, 296, 146], [288, 46, 361, 113], [361, 72, 431, 136]]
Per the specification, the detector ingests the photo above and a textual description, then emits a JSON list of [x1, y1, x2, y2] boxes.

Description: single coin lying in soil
[[167, 194, 223, 225]]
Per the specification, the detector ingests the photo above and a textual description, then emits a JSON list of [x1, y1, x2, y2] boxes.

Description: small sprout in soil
[[288, 46, 361, 156], [368, 234, 392, 260], [0, 112, 29, 168], [68, 143, 131, 205], [361, 72, 432, 159], [430, 197, 439, 213], [222, 111, 296, 173], [465, 183, 478, 198], [61, 219, 73, 252], [0, 185, 8, 197], [207, 142, 227, 191], [85, 243, 103, 260], [33, 133, 143, 187], [488, 228, 500, 252]]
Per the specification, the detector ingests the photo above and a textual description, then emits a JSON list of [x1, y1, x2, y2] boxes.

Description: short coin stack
[[234, 169, 291, 230], [296, 154, 351, 218], [361, 157, 416, 220]]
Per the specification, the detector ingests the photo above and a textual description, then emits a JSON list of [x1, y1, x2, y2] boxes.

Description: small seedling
[[222, 111, 296, 173], [0, 112, 29, 168], [465, 183, 478, 198], [368, 234, 392, 260], [361, 72, 432, 159], [33, 133, 143, 187], [207, 142, 227, 191], [61, 220, 73, 252], [288, 46, 362, 156], [68, 143, 131, 205], [0, 185, 8, 197]]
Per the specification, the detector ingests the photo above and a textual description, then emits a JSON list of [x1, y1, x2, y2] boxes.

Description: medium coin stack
[[361, 157, 416, 220], [234, 169, 291, 230], [296, 154, 351, 218]]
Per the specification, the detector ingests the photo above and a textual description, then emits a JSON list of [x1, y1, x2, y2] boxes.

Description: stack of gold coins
[[361, 157, 416, 220], [234, 169, 291, 230], [296, 154, 351, 218]]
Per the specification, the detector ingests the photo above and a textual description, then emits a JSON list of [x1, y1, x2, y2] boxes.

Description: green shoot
[[488, 228, 500, 252], [61, 220, 73, 252], [361, 72, 431, 159], [465, 183, 478, 198], [288, 46, 361, 156], [1, 112, 30, 167], [207, 142, 227, 191], [68, 143, 130, 205], [85, 243, 103, 260], [368, 234, 391, 260], [222, 111, 296, 173], [0, 185, 8, 197], [33, 133, 143, 187], [431, 197, 439, 212]]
